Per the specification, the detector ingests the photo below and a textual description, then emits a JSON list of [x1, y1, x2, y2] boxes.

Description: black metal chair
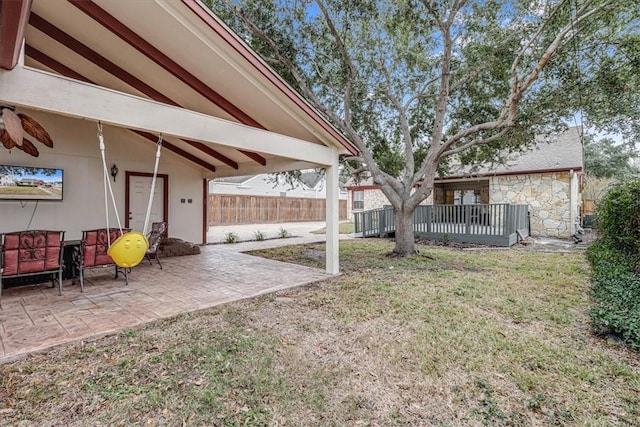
[[145, 222, 167, 269]]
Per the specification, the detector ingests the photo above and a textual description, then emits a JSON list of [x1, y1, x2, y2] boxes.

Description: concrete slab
[[0, 234, 336, 364]]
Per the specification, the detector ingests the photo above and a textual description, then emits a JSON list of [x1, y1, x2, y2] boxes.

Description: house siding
[[489, 172, 572, 238]]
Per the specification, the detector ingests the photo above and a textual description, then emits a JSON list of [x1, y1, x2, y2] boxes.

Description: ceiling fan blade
[[1, 108, 23, 147], [0, 129, 18, 149], [18, 113, 54, 148], [17, 138, 40, 157]]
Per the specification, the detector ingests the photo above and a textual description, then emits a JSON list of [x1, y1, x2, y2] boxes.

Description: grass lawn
[[311, 221, 355, 234], [1, 240, 639, 426]]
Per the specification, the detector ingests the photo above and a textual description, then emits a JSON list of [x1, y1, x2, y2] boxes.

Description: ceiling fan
[[0, 105, 54, 157]]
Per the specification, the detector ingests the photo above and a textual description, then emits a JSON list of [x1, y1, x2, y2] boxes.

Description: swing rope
[[97, 122, 124, 246], [143, 134, 162, 236], [95, 122, 163, 268]]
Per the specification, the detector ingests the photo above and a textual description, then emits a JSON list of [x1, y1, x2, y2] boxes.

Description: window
[[353, 190, 364, 210]]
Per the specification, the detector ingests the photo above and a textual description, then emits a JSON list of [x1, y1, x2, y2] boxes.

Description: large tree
[[584, 136, 639, 179], [213, 0, 638, 256]]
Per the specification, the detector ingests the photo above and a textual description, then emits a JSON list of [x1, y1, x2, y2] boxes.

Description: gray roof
[[299, 171, 323, 189], [448, 126, 583, 177], [345, 127, 583, 186], [212, 175, 252, 184]]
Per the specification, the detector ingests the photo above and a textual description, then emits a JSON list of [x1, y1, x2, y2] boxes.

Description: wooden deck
[[354, 204, 530, 247]]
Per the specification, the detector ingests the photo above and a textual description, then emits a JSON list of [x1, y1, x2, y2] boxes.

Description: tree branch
[[440, 127, 512, 157], [437, 0, 613, 159], [314, 0, 357, 124], [379, 57, 415, 182]]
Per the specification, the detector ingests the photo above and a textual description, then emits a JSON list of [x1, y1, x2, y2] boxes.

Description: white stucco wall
[[0, 111, 205, 243], [489, 172, 574, 238]]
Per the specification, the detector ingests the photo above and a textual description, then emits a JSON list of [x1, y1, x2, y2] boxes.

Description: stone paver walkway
[[0, 234, 332, 364]]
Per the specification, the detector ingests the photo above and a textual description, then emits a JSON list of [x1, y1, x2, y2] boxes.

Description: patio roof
[[0, 0, 356, 177]]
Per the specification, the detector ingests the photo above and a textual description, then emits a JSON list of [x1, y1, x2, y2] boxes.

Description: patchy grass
[[311, 221, 355, 234], [1, 240, 639, 426]]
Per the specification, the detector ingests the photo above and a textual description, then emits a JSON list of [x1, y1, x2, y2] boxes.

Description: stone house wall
[[364, 189, 390, 211], [489, 172, 573, 237], [347, 188, 389, 220]]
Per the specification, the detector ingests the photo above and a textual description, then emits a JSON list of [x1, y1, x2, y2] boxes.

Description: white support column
[[325, 147, 340, 275]]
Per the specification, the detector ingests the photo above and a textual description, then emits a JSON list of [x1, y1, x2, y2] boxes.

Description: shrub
[[224, 232, 239, 244], [277, 227, 290, 239], [595, 180, 640, 256], [587, 241, 640, 349], [588, 180, 640, 349], [254, 230, 265, 241]]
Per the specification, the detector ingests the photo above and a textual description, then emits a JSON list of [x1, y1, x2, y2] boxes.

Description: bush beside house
[[587, 180, 640, 349]]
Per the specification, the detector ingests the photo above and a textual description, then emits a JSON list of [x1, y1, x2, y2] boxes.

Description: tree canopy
[[584, 136, 639, 179], [211, 0, 639, 255]]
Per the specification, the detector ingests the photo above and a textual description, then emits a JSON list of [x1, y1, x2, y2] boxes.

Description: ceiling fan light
[[0, 104, 16, 130]]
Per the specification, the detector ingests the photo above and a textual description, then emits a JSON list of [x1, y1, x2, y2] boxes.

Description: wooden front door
[[125, 172, 168, 232]]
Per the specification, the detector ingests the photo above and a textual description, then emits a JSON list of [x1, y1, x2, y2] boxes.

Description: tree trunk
[[393, 206, 416, 256]]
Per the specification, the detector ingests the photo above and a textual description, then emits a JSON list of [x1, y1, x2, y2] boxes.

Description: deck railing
[[354, 204, 529, 247]]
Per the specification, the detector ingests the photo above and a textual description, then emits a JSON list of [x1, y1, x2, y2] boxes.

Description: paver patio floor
[[0, 236, 332, 364]]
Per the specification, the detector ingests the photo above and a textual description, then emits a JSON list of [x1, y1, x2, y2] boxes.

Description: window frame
[[352, 190, 364, 210]]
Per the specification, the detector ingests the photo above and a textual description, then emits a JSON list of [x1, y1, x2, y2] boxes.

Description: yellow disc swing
[[97, 122, 163, 268]]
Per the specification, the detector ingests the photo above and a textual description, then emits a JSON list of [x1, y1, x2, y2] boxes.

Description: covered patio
[[0, 235, 331, 364], [0, 0, 357, 277]]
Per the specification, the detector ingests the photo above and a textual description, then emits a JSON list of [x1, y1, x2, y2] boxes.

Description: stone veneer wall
[[489, 172, 572, 238], [363, 189, 390, 211]]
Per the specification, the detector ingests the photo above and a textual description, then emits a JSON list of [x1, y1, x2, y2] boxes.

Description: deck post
[[505, 204, 513, 236], [465, 205, 471, 234]]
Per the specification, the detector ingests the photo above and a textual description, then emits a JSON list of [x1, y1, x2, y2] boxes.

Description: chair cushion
[[81, 229, 125, 267], [1, 231, 63, 276]]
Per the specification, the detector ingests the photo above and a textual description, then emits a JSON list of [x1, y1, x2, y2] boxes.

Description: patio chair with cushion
[[0, 230, 65, 308], [78, 228, 129, 292], [145, 221, 167, 269]]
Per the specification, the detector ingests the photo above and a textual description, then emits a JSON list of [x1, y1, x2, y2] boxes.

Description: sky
[[0, 166, 63, 182]]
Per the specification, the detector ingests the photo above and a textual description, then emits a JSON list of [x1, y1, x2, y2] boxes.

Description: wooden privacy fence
[[354, 204, 530, 247], [208, 194, 347, 225]]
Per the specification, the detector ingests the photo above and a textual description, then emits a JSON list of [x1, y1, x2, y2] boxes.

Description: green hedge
[[588, 180, 640, 349], [594, 180, 640, 256], [587, 241, 640, 348]]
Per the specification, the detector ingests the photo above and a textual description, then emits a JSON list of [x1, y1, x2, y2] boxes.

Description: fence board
[[208, 194, 347, 225]]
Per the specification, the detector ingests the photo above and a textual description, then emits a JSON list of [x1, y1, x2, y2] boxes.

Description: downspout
[[569, 169, 576, 236]]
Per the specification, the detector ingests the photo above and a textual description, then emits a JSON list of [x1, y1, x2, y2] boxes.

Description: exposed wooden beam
[[25, 44, 90, 83], [0, 0, 32, 70], [238, 150, 267, 166], [133, 131, 216, 173], [68, 0, 263, 129], [29, 13, 177, 105], [29, 13, 263, 169], [24, 47, 219, 173], [0, 67, 336, 165], [181, 0, 358, 156], [181, 139, 238, 170]]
